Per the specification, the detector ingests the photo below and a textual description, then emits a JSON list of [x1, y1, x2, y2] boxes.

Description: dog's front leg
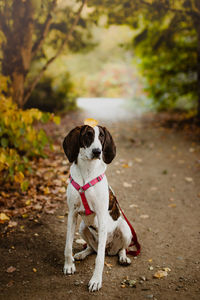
[[63, 209, 77, 275], [88, 215, 107, 292]]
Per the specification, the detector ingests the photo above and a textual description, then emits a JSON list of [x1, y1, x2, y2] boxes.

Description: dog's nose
[[92, 148, 101, 158]]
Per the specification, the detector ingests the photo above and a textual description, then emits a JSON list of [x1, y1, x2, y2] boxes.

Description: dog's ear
[[63, 126, 81, 163], [101, 127, 116, 164]]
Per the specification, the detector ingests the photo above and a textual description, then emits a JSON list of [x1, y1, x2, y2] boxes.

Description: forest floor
[[0, 107, 200, 300]]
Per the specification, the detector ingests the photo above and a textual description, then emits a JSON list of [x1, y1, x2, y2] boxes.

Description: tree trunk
[[194, 1, 200, 122], [2, 0, 34, 108]]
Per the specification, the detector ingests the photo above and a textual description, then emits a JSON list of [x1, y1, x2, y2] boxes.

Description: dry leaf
[[8, 221, 18, 228], [168, 203, 176, 208], [0, 212, 10, 223], [140, 214, 149, 219], [123, 182, 132, 188], [163, 267, 171, 272], [135, 158, 142, 163], [25, 200, 31, 206], [33, 268, 37, 273], [105, 262, 113, 268], [84, 118, 98, 127], [129, 204, 138, 208], [59, 187, 66, 193], [185, 177, 193, 183], [6, 266, 16, 273], [153, 270, 168, 278]]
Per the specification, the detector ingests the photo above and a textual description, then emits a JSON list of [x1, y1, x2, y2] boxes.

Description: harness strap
[[69, 174, 104, 216], [115, 198, 141, 256]]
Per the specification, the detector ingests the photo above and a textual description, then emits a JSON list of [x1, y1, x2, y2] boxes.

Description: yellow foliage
[[0, 75, 59, 190]]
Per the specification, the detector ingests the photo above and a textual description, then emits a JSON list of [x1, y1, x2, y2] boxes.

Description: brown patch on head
[[98, 126, 116, 164], [109, 187, 120, 221], [79, 125, 95, 148], [63, 125, 95, 163]]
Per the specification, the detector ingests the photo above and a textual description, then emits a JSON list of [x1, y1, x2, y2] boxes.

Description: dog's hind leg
[[74, 245, 93, 261]]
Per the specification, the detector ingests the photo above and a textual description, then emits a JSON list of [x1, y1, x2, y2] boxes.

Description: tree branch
[[23, 0, 87, 105], [31, 0, 57, 59]]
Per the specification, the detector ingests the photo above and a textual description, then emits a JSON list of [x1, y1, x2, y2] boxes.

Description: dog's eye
[[99, 132, 104, 138], [86, 131, 93, 137]]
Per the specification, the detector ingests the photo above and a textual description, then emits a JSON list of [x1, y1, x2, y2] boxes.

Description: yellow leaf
[[53, 116, 60, 125], [84, 118, 98, 127], [168, 203, 176, 208], [0, 212, 10, 222], [43, 187, 50, 194], [33, 268, 37, 273], [153, 270, 168, 279], [25, 200, 31, 206], [22, 214, 28, 219], [14, 172, 24, 183]]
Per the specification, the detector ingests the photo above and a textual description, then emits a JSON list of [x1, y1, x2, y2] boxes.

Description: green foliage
[[0, 76, 60, 190], [24, 72, 77, 112], [134, 13, 198, 111]]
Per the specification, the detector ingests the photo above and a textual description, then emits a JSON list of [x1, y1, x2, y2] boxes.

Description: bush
[[24, 72, 77, 113], [0, 76, 60, 191]]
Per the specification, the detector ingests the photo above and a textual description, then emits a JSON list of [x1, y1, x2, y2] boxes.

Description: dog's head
[[63, 125, 116, 164]]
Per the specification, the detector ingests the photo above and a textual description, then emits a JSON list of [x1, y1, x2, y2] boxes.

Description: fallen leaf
[[43, 187, 50, 194], [8, 221, 18, 228], [185, 177, 193, 183], [0, 212, 10, 223], [163, 267, 171, 272], [22, 214, 28, 219], [6, 266, 16, 273], [105, 262, 113, 268], [33, 268, 37, 273], [148, 259, 153, 263], [153, 270, 168, 278], [14, 172, 24, 183], [25, 200, 31, 206], [135, 158, 142, 163], [84, 118, 98, 127], [59, 187, 66, 193], [129, 204, 138, 208], [149, 266, 154, 271], [7, 280, 14, 287], [122, 163, 129, 168], [57, 215, 64, 219], [123, 182, 132, 188], [168, 203, 176, 208], [140, 214, 149, 219]]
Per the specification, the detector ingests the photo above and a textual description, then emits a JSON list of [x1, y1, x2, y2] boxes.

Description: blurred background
[[1, 0, 200, 188]]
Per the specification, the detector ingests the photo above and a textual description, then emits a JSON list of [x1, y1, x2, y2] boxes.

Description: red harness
[[69, 174, 141, 256]]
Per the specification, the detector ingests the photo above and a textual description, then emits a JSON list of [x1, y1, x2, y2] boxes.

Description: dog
[[63, 125, 133, 292]]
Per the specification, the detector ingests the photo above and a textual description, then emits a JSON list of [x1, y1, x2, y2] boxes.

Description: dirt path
[[0, 109, 200, 300]]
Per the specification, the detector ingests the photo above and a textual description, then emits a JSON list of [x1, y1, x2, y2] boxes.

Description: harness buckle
[[79, 187, 84, 193]]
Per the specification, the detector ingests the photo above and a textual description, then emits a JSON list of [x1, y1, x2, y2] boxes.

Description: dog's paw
[[63, 263, 76, 275], [88, 276, 102, 292], [119, 256, 131, 266], [74, 252, 85, 261]]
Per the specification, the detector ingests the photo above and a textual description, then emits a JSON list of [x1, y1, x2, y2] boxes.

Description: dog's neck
[[70, 156, 106, 185]]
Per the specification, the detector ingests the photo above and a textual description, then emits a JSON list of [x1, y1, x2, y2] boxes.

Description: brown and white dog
[[63, 125, 132, 292]]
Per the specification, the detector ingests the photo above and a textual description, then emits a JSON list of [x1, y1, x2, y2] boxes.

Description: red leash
[[115, 198, 141, 256]]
